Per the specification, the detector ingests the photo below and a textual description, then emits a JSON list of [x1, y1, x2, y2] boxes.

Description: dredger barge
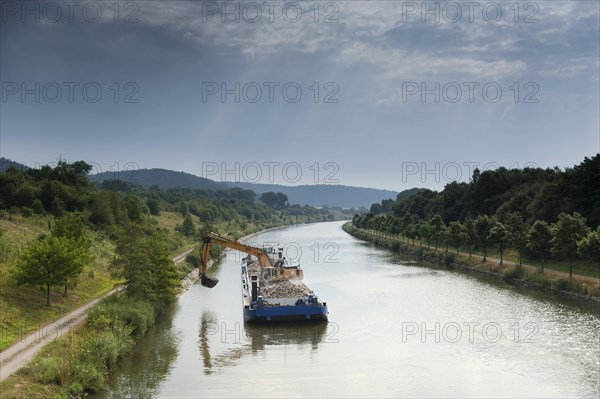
[[199, 231, 328, 322]]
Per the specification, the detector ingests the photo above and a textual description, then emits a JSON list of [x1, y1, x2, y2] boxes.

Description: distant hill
[[0, 158, 29, 172], [90, 168, 229, 191], [228, 181, 398, 209], [90, 168, 399, 208], [395, 187, 422, 201]]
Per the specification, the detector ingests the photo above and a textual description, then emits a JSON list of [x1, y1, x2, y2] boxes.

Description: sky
[[1, 0, 599, 192]]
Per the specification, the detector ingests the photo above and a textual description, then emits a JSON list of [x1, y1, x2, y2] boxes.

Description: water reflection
[[97, 307, 181, 399], [198, 311, 329, 374], [199, 312, 217, 373]]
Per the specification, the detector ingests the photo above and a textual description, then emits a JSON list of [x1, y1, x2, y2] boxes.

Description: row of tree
[[370, 155, 600, 227], [353, 211, 600, 277]]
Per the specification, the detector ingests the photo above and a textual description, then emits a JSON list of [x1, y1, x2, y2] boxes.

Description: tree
[[471, 167, 481, 183], [177, 199, 189, 216], [419, 220, 433, 249], [144, 230, 180, 310], [179, 214, 195, 237], [406, 221, 418, 246], [260, 192, 288, 209], [90, 192, 115, 226], [430, 214, 446, 251], [52, 213, 93, 296], [550, 212, 589, 278], [527, 220, 552, 272], [147, 198, 161, 215], [488, 221, 510, 264], [124, 194, 143, 221], [111, 223, 180, 310], [400, 214, 412, 242], [464, 217, 476, 258], [447, 221, 467, 255], [13, 236, 87, 306], [506, 212, 527, 266], [474, 215, 494, 262], [577, 227, 600, 267]]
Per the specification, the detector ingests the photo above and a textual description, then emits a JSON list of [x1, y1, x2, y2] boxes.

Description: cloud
[[127, 1, 597, 81], [336, 41, 527, 80]]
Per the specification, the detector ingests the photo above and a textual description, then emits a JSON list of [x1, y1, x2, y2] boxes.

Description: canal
[[98, 221, 600, 398]]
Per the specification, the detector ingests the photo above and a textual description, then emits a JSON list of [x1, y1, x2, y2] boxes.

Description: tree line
[[1, 159, 341, 306], [355, 154, 600, 277], [353, 212, 599, 277], [371, 155, 600, 227]]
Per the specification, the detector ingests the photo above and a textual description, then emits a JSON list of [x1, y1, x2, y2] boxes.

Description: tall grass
[[5, 295, 154, 398]]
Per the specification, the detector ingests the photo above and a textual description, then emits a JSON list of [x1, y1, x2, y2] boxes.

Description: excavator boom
[[199, 231, 274, 288]]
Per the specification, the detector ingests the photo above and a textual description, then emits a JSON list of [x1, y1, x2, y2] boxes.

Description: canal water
[[98, 221, 600, 398]]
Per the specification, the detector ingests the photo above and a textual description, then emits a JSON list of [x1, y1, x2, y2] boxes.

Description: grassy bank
[[0, 213, 118, 352], [343, 222, 600, 301], [0, 295, 156, 398], [0, 218, 338, 398], [0, 210, 297, 352], [0, 211, 197, 352]]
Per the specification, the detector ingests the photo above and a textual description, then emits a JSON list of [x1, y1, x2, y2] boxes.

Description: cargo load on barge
[[198, 232, 328, 323]]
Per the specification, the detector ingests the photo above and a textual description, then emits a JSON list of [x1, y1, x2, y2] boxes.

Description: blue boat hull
[[244, 304, 328, 323]]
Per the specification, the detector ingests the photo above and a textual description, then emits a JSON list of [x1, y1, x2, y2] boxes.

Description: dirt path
[[358, 228, 600, 283], [481, 254, 600, 283], [0, 247, 195, 382], [173, 247, 195, 264]]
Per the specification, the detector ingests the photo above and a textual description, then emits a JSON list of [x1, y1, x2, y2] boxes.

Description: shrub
[[68, 381, 84, 395], [79, 326, 133, 370], [443, 253, 456, 266], [185, 253, 201, 268], [67, 361, 104, 393], [20, 207, 33, 217], [503, 266, 525, 281], [523, 272, 551, 288], [30, 356, 64, 385], [87, 296, 155, 337], [32, 199, 45, 214], [551, 278, 583, 293], [552, 279, 569, 291]]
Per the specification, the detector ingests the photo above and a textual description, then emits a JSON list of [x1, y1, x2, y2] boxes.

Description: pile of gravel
[[245, 258, 309, 298], [260, 280, 310, 298]]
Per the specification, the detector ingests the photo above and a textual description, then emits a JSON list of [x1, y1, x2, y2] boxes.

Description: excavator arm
[[199, 231, 274, 288]]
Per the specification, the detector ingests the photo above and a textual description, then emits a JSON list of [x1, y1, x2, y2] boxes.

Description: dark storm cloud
[[1, 0, 598, 190]]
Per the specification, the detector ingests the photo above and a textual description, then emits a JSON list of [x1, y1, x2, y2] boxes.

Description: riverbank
[[80, 220, 600, 398], [0, 222, 314, 398], [343, 222, 600, 304]]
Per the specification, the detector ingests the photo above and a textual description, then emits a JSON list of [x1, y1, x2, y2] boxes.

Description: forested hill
[[368, 154, 600, 227], [90, 168, 399, 209], [91, 168, 228, 191], [0, 157, 29, 172], [229, 182, 399, 209], [1, 160, 399, 208]]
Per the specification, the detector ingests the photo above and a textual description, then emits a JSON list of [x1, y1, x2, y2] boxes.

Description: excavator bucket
[[200, 274, 219, 288]]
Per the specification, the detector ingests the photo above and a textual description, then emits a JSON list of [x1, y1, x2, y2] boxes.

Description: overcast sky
[[1, 0, 599, 191]]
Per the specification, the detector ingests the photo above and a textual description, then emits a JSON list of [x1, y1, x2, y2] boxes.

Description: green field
[[0, 212, 118, 351]]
